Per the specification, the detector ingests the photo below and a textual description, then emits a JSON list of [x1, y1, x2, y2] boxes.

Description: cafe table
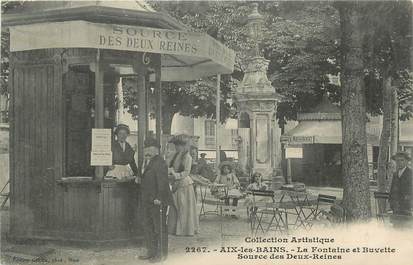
[[275, 190, 318, 230], [198, 183, 227, 218], [250, 190, 318, 235]]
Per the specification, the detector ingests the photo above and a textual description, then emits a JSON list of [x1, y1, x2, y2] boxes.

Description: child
[[245, 172, 269, 218], [214, 161, 242, 207], [246, 172, 267, 191]]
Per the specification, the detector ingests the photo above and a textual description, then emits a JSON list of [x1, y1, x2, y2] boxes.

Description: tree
[[0, 1, 344, 133], [122, 77, 235, 134], [362, 1, 413, 196], [153, 1, 342, 130], [261, 2, 341, 125], [336, 2, 371, 220], [120, 1, 244, 134]]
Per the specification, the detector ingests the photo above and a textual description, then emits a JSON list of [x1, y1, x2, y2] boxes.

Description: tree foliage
[[362, 0, 413, 120], [1, 1, 24, 95], [1, 1, 411, 132], [154, 1, 412, 122], [151, 1, 342, 128], [122, 76, 234, 134]]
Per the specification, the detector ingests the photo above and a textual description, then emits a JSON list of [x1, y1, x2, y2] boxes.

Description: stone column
[[234, 57, 282, 180], [233, 4, 283, 184]]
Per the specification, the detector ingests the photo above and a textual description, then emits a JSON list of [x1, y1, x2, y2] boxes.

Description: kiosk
[[2, 1, 234, 242]]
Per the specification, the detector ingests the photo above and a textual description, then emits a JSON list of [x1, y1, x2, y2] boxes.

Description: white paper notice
[[91, 128, 112, 166], [90, 151, 112, 166]]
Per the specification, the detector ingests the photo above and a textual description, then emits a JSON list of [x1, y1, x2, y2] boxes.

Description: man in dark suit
[[137, 138, 173, 263], [389, 151, 412, 227]]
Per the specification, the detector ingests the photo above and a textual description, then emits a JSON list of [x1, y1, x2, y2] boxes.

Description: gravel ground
[[0, 187, 347, 265]]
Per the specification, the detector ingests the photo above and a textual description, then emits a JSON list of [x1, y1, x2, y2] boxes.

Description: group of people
[[107, 123, 412, 263], [107, 124, 255, 262], [106, 124, 207, 262]]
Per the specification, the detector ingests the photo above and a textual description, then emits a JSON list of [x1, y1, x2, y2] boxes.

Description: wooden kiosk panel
[[9, 50, 64, 237], [9, 49, 143, 242]]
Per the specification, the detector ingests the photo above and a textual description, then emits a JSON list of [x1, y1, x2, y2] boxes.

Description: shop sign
[[285, 147, 303, 159], [10, 20, 235, 72], [281, 135, 314, 144]]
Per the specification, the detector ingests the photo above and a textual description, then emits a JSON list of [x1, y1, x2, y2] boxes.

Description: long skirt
[[168, 184, 199, 236]]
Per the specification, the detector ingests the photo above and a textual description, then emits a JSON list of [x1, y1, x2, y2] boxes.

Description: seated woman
[[214, 161, 242, 209], [106, 124, 138, 180]]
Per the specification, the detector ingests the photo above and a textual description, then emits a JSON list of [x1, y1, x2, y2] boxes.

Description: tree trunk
[[377, 75, 392, 213], [390, 88, 399, 156], [339, 3, 371, 221]]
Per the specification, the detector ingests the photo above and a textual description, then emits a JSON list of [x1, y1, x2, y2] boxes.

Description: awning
[[281, 121, 379, 145], [9, 20, 235, 81]]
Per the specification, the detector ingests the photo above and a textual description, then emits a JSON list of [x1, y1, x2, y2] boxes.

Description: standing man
[[389, 151, 412, 227], [137, 138, 173, 263]]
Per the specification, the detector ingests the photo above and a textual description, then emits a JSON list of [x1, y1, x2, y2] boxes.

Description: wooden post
[[390, 87, 399, 155], [155, 63, 162, 149], [94, 49, 104, 180], [135, 64, 147, 168], [116, 77, 124, 125], [215, 74, 221, 170], [145, 74, 150, 137]]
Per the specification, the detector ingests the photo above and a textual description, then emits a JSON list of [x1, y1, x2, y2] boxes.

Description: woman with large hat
[[167, 134, 199, 236], [106, 124, 138, 179]]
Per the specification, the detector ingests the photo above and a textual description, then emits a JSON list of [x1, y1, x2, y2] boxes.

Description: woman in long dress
[[167, 136, 199, 236]]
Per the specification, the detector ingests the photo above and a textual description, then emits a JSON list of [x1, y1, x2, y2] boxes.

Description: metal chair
[[199, 184, 227, 218], [278, 190, 317, 230], [296, 194, 337, 228], [246, 190, 287, 235], [246, 190, 274, 220], [373, 191, 391, 222], [0, 180, 9, 210], [311, 194, 337, 220], [254, 201, 289, 236]]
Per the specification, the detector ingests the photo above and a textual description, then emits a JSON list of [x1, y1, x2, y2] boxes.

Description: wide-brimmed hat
[[200, 153, 207, 157], [168, 134, 189, 146], [391, 151, 411, 161], [114, 124, 130, 135], [219, 160, 233, 170]]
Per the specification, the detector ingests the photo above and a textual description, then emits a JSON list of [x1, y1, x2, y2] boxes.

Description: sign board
[[285, 147, 303, 159], [91, 128, 112, 166], [281, 135, 314, 144], [9, 20, 235, 73]]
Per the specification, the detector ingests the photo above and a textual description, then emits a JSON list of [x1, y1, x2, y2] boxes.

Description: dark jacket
[[140, 155, 174, 206], [197, 158, 214, 181], [389, 167, 412, 215], [112, 141, 138, 175]]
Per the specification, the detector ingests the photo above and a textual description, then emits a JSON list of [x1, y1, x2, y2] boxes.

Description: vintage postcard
[[0, 0, 412, 264]]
